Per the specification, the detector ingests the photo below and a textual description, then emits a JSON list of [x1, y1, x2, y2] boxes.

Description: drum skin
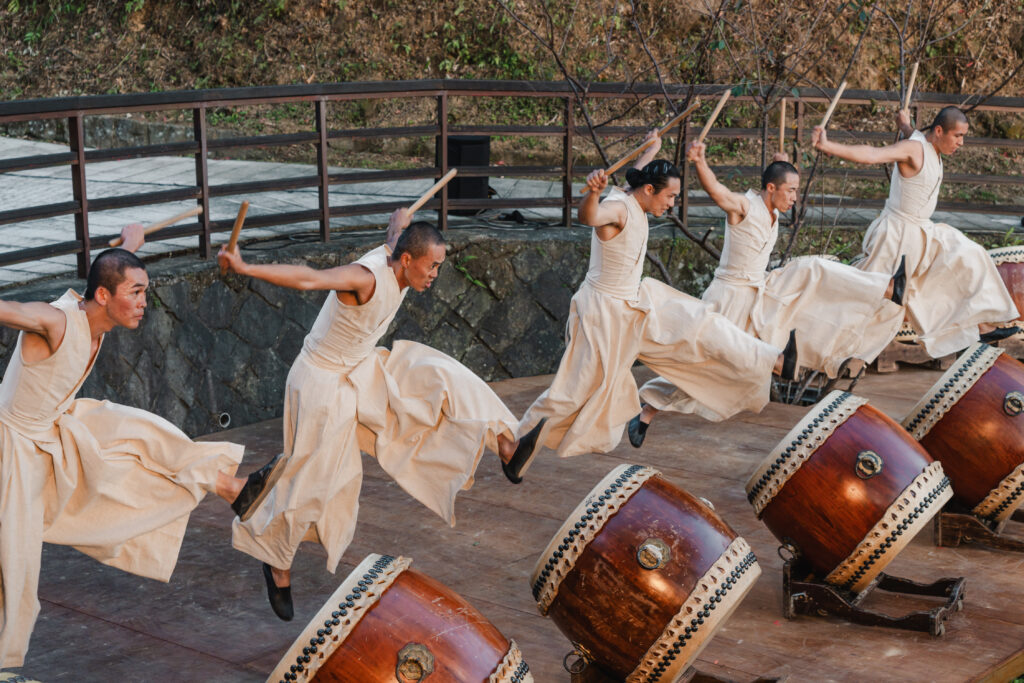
[[758, 402, 933, 577], [903, 344, 1024, 521], [269, 554, 530, 683], [990, 247, 1024, 325], [533, 465, 760, 682]]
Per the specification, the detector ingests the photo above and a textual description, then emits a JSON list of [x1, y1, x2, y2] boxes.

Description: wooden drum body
[[531, 464, 760, 682], [746, 390, 952, 593], [988, 246, 1024, 331], [903, 343, 1024, 522], [269, 554, 531, 683]]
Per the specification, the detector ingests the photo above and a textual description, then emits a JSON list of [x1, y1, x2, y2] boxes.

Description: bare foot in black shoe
[[628, 404, 659, 448], [262, 563, 293, 621], [502, 418, 547, 484]]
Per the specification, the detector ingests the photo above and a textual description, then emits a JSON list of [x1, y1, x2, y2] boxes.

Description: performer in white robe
[[510, 158, 791, 472], [220, 211, 522, 621], [813, 106, 1018, 356], [0, 226, 276, 670]]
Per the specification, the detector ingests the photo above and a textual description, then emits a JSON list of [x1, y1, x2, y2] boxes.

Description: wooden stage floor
[[20, 366, 1024, 682]]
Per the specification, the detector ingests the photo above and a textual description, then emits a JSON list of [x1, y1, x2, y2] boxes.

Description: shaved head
[[929, 106, 968, 132], [392, 222, 446, 261], [85, 248, 147, 300]]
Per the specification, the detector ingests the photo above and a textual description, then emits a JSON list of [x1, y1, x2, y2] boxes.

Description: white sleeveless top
[[302, 245, 408, 368], [584, 187, 649, 299], [883, 130, 942, 222], [714, 189, 778, 285], [0, 290, 101, 436]]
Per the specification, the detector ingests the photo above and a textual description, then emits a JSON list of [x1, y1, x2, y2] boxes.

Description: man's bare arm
[[0, 300, 67, 347], [633, 129, 662, 170], [218, 248, 376, 295], [577, 170, 627, 233], [813, 126, 922, 167], [687, 141, 748, 224], [383, 208, 412, 252], [896, 109, 916, 138]]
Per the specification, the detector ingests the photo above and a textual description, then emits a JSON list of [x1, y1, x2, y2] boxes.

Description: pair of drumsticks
[[107, 168, 460, 264]]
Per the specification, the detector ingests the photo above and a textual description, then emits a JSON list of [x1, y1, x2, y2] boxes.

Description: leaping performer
[[629, 141, 908, 446], [219, 208, 529, 621], [505, 135, 796, 479], [813, 106, 1019, 354], [0, 224, 280, 670]]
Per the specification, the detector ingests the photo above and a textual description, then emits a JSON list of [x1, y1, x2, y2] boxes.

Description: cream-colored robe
[[232, 246, 517, 573], [518, 189, 780, 458], [854, 130, 1018, 356], [701, 189, 904, 377], [0, 290, 242, 669]]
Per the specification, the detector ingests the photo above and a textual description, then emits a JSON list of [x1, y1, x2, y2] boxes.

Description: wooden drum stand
[[934, 505, 1024, 552]]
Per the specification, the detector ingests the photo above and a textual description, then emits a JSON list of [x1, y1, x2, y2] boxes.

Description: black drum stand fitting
[[782, 556, 965, 636], [934, 505, 1024, 552]]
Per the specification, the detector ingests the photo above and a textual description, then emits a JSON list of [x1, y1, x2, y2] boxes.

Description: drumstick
[[819, 80, 848, 129], [408, 168, 458, 214], [226, 201, 249, 253], [902, 62, 919, 111], [696, 89, 732, 144], [579, 99, 702, 195], [108, 206, 203, 247], [779, 98, 787, 154]]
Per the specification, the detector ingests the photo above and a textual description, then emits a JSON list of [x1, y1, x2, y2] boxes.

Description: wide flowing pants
[[518, 278, 780, 458]]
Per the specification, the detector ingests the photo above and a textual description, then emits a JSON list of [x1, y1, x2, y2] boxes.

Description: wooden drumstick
[[108, 206, 203, 247], [902, 62, 919, 112], [408, 168, 458, 214], [779, 98, 787, 154], [579, 99, 703, 195], [226, 201, 249, 253], [819, 80, 848, 129], [696, 89, 732, 144]]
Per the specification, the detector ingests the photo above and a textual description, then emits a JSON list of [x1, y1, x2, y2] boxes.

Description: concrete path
[[1, 135, 1020, 288]]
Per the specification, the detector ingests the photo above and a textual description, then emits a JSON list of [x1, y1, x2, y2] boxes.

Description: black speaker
[[436, 135, 490, 215]]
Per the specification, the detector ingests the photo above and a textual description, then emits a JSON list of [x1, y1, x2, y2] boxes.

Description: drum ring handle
[[855, 450, 884, 479], [637, 538, 672, 570], [395, 642, 434, 681], [778, 539, 800, 562], [1004, 391, 1024, 417], [563, 643, 594, 673]]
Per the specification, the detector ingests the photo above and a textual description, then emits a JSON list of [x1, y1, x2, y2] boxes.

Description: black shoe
[[262, 562, 293, 621], [502, 418, 547, 484], [232, 453, 287, 522], [627, 412, 648, 448], [980, 325, 1021, 344], [891, 255, 907, 306], [779, 329, 798, 381]]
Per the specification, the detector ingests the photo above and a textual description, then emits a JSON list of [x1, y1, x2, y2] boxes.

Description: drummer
[[0, 225, 280, 669], [812, 107, 1019, 356], [628, 141, 906, 446], [507, 136, 795, 479], [220, 209, 527, 621]]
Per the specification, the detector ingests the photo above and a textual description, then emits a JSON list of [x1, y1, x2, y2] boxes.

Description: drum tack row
[[268, 342, 1024, 683]]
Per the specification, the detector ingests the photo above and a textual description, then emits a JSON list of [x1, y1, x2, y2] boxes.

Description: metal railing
[[1, 79, 1022, 277]]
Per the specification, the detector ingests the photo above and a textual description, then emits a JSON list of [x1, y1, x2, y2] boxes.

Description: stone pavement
[[1, 135, 1020, 288]]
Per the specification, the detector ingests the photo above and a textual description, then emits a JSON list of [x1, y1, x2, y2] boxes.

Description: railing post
[[193, 106, 211, 257], [678, 113, 691, 222], [68, 114, 90, 278], [315, 98, 331, 242], [563, 97, 574, 228], [437, 93, 448, 230], [793, 98, 805, 223]]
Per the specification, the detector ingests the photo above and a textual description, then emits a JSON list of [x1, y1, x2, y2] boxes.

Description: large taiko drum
[[988, 246, 1024, 333], [268, 554, 531, 683], [746, 390, 952, 593], [531, 464, 760, 682], [903, 343, 1024, 522]]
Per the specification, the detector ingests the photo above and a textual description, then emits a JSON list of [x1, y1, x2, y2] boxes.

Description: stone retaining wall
[[0, 228, 719, 438]]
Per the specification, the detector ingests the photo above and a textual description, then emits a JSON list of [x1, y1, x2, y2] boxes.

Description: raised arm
[[687, 141, 749, 225], [577, 170, 628, 239], [633, 129, 662, 170], [384, 208, 411, 252], [0, 299, 68, 352], [217, 247, 376, 298], [896, 108, 916, 138], [117, 223, 146, 253], [813, 126, 923, 171]]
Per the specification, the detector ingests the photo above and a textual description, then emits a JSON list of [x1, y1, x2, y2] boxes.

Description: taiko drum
[[988, 246, 1024, 331], [903, 343, 1024, 523], [745, 390, 952, 593], [531, 464, 760, 682], [268, 554, 531, 683]]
